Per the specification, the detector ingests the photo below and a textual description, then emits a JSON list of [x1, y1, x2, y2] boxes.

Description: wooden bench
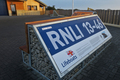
[[19, 14, 112, 80], [19, 45, 28, 53], [20, 14, 92, 53], [19, 14, 92, 67], [19, 45, 30, 66]]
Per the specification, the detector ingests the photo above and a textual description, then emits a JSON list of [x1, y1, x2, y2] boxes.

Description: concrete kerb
[[104, 23, 120, 28]]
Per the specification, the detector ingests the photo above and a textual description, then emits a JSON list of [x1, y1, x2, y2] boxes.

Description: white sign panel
[[33, 15, 112, 78]]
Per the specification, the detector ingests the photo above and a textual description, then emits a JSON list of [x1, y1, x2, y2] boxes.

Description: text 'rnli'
[[46, 25, 84, 50]]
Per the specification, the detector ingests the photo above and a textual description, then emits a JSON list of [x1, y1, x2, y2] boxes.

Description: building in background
[[0, 0, 8, 16], [0, 0, 47, 16]]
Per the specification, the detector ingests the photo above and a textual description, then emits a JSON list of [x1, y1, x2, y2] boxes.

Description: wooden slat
[[114, 10, 117, 24], [101, 10, 103, 22], [111, 10, 114, 24], [19, 45, 28, 53], [110, 10, 113, 24], [107, 10, 110, 23], [97, 10, 100, 18], [103, 10, 105, 22], [108, 10, 112, 23], [115, 10, 119, 25], [107, 10, 109, 23], [105, 10, 108, 23], [25, 24, 29, 53], [99, 10, 102, 19], [103, 10, 106, 22], [113, 10, 116, 24], [97, 10, 101, 19], [101, 10, 104, 21], [118, 10, 120, 25], [96, 10, 100, 17], [104, 10, 107, 23]]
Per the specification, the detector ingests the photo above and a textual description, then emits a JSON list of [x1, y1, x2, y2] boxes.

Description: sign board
[[33, 15, 112, 78]]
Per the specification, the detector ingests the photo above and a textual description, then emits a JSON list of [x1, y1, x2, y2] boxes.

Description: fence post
[[96, 10, 100, 17], [118, 10, 120, 25], [104, 10, 106, 22], [111, 10, 114, 24], [101, 10, 104, 21], [100, 10, 103, 19], [115, 10, 119, 25], [105, 10, 108, 23], [102, 10, 105, 22], [111, 10, 113, 24], [103, 10, 107, 22], [108, 10, 111, 23], [113, 10, 116, 24], [98, 10, 102, 19]]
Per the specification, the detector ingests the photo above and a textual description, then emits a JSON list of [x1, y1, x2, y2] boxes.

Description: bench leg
[[28, 53, 31, 67], [21, 51, 30, 67]]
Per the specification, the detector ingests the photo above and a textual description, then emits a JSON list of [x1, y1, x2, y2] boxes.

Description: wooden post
[[111, 10, 114, 24], [114, 10, 117, 24], [118, 10, 120, 25], [102, 10, 104, 21], [113, 10, 116, 24], [105, 10, 108, 23], [111, 10, 113, 24], [107, 10, 110, 23], [115, 10, 119, 25], [103, 10, 106, 22], [99, 10, 102, 19], [102, 10, 105, 22], [108, 10, 112, 23]]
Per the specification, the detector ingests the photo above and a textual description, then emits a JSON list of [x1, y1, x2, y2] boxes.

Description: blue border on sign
[[37, 16, 106, 56]]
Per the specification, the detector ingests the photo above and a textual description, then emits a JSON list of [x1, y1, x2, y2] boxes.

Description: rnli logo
[[61, 50, 77, 68], [67, 50, 74, 57]]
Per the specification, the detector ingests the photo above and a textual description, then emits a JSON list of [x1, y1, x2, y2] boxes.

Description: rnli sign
[[33, 15, 112, 78]]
